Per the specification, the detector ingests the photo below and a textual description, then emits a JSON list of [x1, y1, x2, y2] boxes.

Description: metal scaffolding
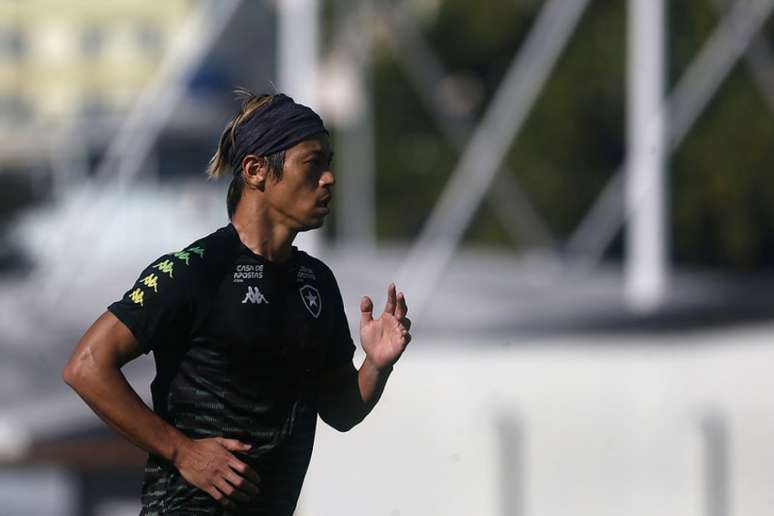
[[11, 0, 774, 328]]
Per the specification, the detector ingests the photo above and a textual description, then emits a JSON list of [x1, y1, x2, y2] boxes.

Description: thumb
[[216, 438, 251, 451], [360, 296, 374, 326]]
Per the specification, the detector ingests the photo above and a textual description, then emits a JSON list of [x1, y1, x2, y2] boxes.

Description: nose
[[320, 169, 335, 187]]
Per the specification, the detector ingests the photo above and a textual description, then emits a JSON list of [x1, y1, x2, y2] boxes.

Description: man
[[63, 92, 412, 515]]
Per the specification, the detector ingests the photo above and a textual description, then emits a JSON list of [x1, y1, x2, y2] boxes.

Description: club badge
[[299, 284, 322, 318]]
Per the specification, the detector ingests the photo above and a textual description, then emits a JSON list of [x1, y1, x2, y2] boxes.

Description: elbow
[[62, 359, 81, 389], [329, 421, 357, 433], [321, 411, 365, 433], [63, 352, 92, 391], [330, 419, 357, 433]]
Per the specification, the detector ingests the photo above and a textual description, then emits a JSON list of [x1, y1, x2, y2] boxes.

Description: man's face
[[263, 133, 334, 231]]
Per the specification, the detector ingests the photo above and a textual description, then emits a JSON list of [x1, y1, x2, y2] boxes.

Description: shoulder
[[176, 224, 238, 274], [293, 250, 348, 308], [295, 249, 338, 284], [133, 225, 238, 296]]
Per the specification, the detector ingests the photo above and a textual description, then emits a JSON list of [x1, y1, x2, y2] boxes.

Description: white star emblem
[[299, 284, 322, 318]]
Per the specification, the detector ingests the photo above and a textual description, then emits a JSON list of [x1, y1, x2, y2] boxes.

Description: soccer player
[[63, 91, 412, 515]]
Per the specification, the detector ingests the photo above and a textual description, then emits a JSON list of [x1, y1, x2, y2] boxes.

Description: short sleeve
[[108, 254, 193, 354], [324, 273, 356, 370]]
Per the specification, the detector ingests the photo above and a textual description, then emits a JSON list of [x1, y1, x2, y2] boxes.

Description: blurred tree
[[367, 0, 774, 271]]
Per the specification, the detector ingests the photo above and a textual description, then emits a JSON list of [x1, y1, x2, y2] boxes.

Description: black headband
[[230, 93, 328, 174]]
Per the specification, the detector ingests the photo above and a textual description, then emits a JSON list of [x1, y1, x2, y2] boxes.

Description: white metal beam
[[388, 2, 556, 251], [328, 1, 376, 249], [624, 0, 667, 313], [566, 0, 774, 268], [711, 0, 774, 112], [277, 0, 323, 254]]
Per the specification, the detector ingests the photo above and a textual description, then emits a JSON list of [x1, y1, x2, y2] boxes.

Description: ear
[[242, 154, 269, 190]]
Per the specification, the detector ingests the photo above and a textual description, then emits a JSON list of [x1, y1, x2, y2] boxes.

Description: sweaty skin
[[64, 133, 412, 510]]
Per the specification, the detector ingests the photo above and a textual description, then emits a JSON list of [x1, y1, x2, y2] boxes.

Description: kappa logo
[[129, 288, 144, 306], [299, 284, 321, 318], [140, 273, 159, 292], [153, 259, 175, 278], [242, 286, 269, 305], [173, 250, 191, 265]]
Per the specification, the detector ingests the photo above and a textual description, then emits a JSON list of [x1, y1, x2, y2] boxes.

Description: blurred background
[[0, 0, 773, 514]]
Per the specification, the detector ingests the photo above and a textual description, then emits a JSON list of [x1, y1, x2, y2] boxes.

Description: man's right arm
[[63, 311, 260, 509]]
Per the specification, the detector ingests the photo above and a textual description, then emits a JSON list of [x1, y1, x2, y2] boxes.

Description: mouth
[[316, 195, 331, 210]]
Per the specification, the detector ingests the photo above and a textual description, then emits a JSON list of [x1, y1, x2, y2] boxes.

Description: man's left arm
[[318, 283, 411, 431]]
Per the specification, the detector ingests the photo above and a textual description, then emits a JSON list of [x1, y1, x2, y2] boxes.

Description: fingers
[[224, 466, 259, 494], [360, 296, 374, 325], [228, 457, 261, 485], [211, 459, 260, 508], [206, 484, 239, 510], [216, 437, 252, 452], [206, 486, 232, 508], [383, 282, 397, 316], [183, 437, 262, 510], [390, 312, 412, 349], [214, 477, 250, 504], [395, 290, 411, 335], [216, 438, 261, 496], [395, 291, 409, 320], [399, 315, 412, 348]]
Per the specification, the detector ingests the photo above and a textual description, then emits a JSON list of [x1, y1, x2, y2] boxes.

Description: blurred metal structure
[[567, 0, 774, 272], [384, 0, 774, 318], [396, 0, 592, 318], [329, 0, 377, 250], [278, 0, 322, 254], [387, 2, 557, 252], [17, 0, 774, 322], [625, 0, 667, 312]]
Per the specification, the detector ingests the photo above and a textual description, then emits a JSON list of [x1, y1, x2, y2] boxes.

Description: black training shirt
[[108, 224, 355, 515]]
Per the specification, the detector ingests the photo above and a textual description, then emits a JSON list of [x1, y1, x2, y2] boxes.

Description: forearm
[[357, 357, 392, 411], [65, 363, 189, 463], [319, 358, 392, 432]]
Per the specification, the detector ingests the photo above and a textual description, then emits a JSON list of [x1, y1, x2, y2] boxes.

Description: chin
[[297, 217, 326, 232]]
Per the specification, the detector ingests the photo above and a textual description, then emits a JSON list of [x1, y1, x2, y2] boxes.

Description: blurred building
[[0, 0, 194, 165]]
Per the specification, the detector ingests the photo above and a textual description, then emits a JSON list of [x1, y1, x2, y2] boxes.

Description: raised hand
[[174, 437, 261, 510], [359, 283, 412, 371]]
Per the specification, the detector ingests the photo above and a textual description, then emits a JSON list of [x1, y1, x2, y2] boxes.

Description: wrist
[[363, 355, 394, 375], [167, 429, 193, 467]]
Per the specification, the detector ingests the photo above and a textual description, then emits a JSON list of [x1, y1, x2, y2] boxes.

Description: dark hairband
[[230, 94, 328, 174]]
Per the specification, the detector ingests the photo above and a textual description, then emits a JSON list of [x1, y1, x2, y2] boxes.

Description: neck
[[230, 200, 297, 262]]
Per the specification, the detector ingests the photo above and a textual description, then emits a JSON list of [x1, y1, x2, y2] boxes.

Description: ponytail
[[207, 89, 277, 219]]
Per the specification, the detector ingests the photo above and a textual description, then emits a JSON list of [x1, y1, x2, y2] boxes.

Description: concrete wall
[[302, 324, 774, 516]]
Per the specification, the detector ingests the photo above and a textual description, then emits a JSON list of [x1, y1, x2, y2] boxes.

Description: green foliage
[[368, 0, 774, 270]]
